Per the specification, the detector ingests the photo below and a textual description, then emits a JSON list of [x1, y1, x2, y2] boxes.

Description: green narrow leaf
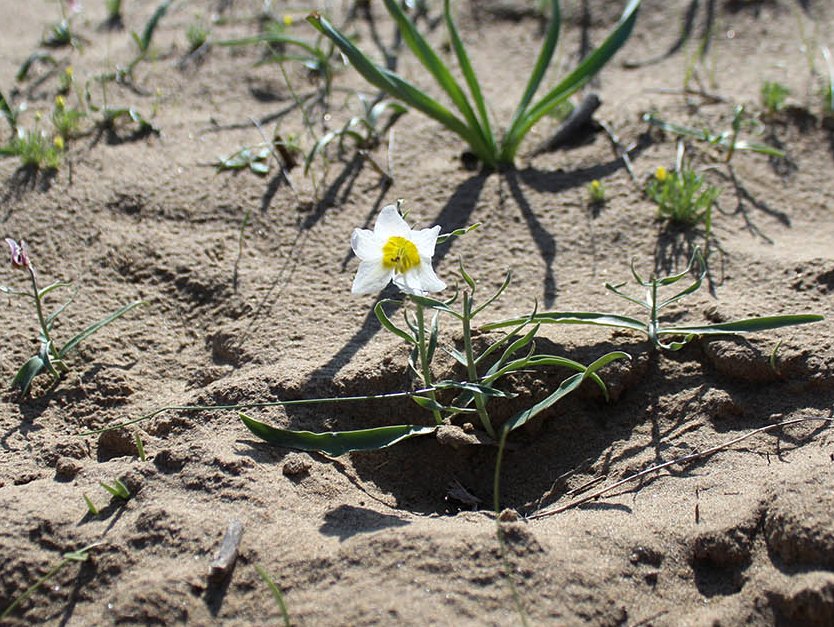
[[501, 0, 641, 161], [504, 0, 561, 135], [408, 294, 462, 318], [83, 494, 99, 515], [662, 314, 824, 336], [435, 222, 480, 245], [443, 346, 469, 367], [256, 566, 292, 627], [100, 478, 130, 500], [374, 300, 416, 345], [59, 301, 144, 358], [443, 0, 494, 151], [139, 0, 172, 52], [0, 88, 17, 130], [240, 413, 436, 456], [381, 0, 490, 156], [458, 258, 476, 291], [11, 355, 45, 394], [38, 280, 71, 300], [486, 323, 540, 376], [471, 270, 512, 317], [503, 351, 629, 432], [307, 13, 493, 164], [411, 395, 446, 412], [482, 311, 647, 334]]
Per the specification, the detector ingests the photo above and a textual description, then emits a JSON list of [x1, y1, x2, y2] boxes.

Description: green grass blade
[[482, 311, 647, 334], [732, 140, 786, 158], [503, 351, 629, 432], [139, 0, 172, 52], [500, 0, 641, 162], [215, 33, 324, 60], [240, 413, 436, 455], [442, 0, 494, 153], [307, 12, 493, 164], [662, 314, 824, 336], [0, 89, 17, 130], [381, 0, 490, 154], [59, 300, 144, 358], [256, 566, 291, 627], [504, 0, 560, 136]]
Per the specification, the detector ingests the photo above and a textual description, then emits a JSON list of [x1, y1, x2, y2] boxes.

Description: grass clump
[[646, 160, 720, 229], [760, 80, 790, 114], [308, 0, 642, 168]]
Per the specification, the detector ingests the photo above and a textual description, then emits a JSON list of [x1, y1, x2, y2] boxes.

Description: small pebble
[[55, 457, 83, 480], [282, 453, 311, 477]]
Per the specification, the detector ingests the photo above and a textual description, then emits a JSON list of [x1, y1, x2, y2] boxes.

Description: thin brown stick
[[529, 417, 832, 520]]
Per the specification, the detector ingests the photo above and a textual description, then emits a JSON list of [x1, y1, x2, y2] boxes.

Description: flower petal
[[393, 260, 445, 295], [351, 228, 383, 261], [352, 259, 393, 294], [409, 225, 441, 259], [373, 204, 411, 239], [414, 259, 446, 293]]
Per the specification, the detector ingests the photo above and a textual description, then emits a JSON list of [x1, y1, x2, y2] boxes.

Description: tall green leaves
[[309, 0, 642, 167]]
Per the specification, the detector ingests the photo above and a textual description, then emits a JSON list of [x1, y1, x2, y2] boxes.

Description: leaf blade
[[239, 413, 436, 456]]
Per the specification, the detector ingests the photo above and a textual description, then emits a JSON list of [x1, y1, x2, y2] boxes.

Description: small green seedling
[[0, 128, 63, 171], [484, 248, 824, 351], [646, 145, 720, 229], [760, 80, 790, 114], [304, 95, 406, 175], [308, 0, 641, 168], [216, 145, 273, 176], [822, 46, 834, 116], [1, 543, 100, 620], [186, 21, 210, 52], [104, 0, 124, 27], [83, 493, 100, 515], [216, 19, 337, 92], [0, 89, 21, 132], [256, 566, 292, 627], [134, 432, 147, 461], [2, 239, 144, 395], [16, 52, 58, 83], [99, 478, 131, 500], [643, 106, 784, 162]]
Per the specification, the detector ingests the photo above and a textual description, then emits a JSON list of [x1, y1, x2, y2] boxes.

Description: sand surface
[[1, 0, 833, 624]]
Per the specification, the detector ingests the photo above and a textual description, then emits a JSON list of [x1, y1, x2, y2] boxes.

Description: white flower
[[351, 204, 446, 296]]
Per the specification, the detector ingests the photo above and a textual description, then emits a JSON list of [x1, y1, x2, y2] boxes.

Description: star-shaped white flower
[[351, 204, 446, 296]]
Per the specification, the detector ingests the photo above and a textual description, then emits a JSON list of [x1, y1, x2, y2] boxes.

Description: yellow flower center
[[382, 236, 420, 274]]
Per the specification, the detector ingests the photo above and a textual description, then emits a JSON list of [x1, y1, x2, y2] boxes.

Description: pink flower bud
[[5, 238, 30, 269]]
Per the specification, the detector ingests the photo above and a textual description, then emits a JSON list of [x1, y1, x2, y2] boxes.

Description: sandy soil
[[2, 0, 834, 624]]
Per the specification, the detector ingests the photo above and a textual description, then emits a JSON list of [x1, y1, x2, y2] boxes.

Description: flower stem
[[415, 303, 443, 425], [27, 266, 52, 346], [462, 293, 496, 439]]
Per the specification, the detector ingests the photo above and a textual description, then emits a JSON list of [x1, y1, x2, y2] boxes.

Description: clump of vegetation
[[1, 239, 144, 395], [643, 106, 784, 163], [760, 80, 790, 114], [308, 0, 642, 168], [645, 157, 720, 229]]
